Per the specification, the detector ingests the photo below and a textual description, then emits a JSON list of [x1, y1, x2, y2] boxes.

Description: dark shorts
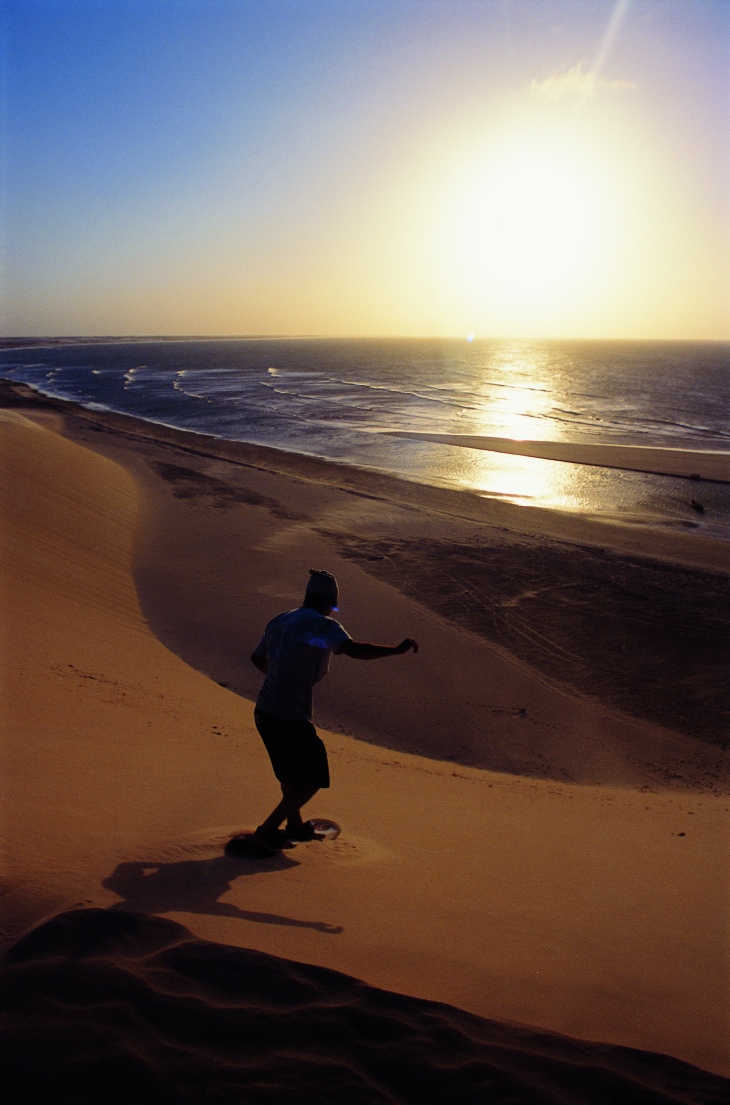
[[254, 708, 330, 789]]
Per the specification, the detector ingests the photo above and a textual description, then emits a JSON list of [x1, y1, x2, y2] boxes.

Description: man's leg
[[259, 782, 320, 834]]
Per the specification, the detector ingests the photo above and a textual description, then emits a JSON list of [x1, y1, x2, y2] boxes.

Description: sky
[[2, 0, 728, 340]]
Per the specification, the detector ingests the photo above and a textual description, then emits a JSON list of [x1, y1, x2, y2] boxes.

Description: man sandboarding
[[249, 569, 418, 850]]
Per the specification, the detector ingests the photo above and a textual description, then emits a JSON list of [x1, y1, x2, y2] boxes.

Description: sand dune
[[1, 395, 729, 1098], [3, 908, 728, 1105]]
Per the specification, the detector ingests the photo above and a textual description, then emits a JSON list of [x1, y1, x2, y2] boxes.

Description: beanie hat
[[305, 568, 339, 607]]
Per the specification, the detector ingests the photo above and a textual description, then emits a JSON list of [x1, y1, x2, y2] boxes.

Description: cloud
[[530, 63, 638, 102]]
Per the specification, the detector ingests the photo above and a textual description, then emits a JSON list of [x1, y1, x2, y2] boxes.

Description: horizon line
[[2, 333, 728, 347]]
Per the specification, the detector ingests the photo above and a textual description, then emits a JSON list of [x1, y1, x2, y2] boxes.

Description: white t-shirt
[[253, 606, 351, 722]]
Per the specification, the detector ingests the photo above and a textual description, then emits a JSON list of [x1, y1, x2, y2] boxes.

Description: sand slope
[[1, 407, 729, 1096]]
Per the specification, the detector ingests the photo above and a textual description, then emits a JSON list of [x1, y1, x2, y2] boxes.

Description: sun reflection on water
[[445, 346, 584, 507], [458, 344, 561, 442], [437, 446, 591, 510]]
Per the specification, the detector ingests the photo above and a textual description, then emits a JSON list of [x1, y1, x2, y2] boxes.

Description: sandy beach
[[1, 382, 728, 1102]]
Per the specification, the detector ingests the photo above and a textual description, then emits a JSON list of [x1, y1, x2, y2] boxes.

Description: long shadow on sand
[[102, 854, 343, 934]]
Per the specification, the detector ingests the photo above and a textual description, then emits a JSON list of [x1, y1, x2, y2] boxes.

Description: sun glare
[[431, 122, 618, 332]]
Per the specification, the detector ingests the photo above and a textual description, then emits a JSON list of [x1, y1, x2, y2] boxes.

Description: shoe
[[254, 825, 289, 849], [285, 821, 323, 842]]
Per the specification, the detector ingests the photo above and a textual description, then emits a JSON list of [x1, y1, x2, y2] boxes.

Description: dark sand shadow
[[102, 855, 343, 934]]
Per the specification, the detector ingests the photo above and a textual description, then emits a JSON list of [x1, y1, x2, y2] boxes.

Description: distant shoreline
[[1, 375, 728, 572], [2, 334, 728, 351], [0, 335, 278, 350]]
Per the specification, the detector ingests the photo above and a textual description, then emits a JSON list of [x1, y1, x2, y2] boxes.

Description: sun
[[431, 122, 617, 332]]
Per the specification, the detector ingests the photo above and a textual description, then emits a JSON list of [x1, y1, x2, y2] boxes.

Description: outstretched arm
[[337, 638, 418, 660]]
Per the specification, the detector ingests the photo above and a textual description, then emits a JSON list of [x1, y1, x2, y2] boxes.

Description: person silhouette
[[250, 569, 418, 847]]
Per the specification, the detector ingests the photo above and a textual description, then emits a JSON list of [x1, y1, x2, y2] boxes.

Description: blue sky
[[2, 0, 728, 338]]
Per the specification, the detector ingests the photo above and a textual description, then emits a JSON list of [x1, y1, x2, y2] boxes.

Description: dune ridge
[[3, 908, 728, 1105]]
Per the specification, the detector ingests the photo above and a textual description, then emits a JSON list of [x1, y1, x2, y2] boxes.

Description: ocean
[[2, 336, 729, 542]]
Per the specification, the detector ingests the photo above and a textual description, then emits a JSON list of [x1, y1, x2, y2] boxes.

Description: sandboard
[[305, 818, 341, 840]]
